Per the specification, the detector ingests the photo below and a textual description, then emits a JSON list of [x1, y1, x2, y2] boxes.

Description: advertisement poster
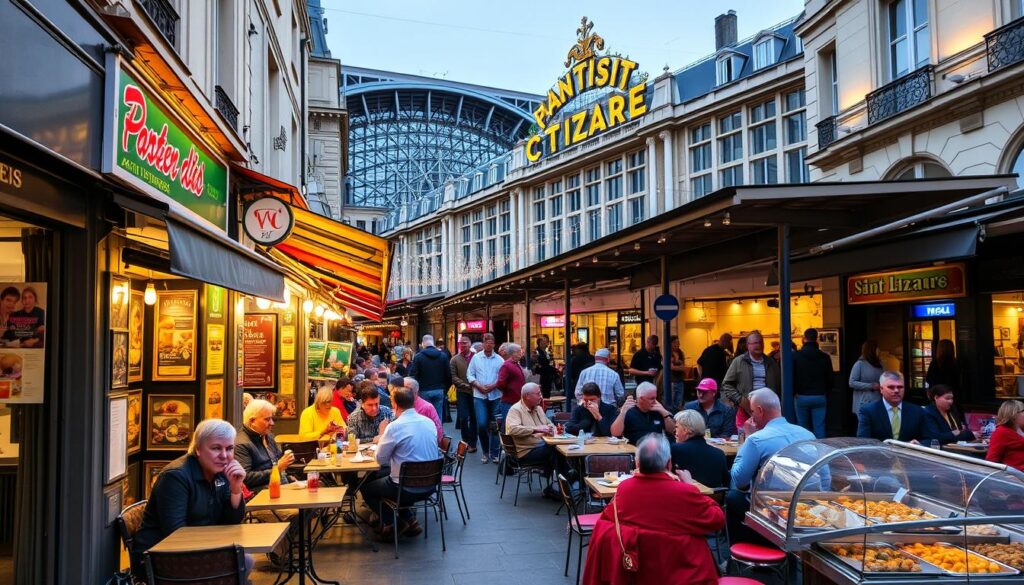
[[206, 324, 225, 376], [127, 390, 142, 455], [110, 275, 130, 330], [307, 340, 327, 378], [153, 290, 197, 381], [322, 341, 353, 379], [128, 291, 144, 382], [242, 314, 276, 389], [206, 285, 226, 321], [277, 362, 296, 419], [204, 378, 224, 419], [108, 394, 127, 482], [147, 395, 194, 451], [0, 282, 47, 403], [280, 325, 295, 361], [111, 331, 128, 389]]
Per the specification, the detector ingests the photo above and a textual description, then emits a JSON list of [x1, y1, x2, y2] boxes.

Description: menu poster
[[206, 324, 225, 376], [126, 389, 142, 455], [152, 290, 197, 381], [0, 282, 47, 403], [243, 314, 276, 389], [111, 331, 128, 389], [307, 340, 327, 378], [280, 325, 296, 362], [206, 285, 226, 321], [107, 394, 127, 482], [204, 378, 224, 420], [277, 363, 296, 419], [817, 328, 841, 372], [128, 291, 144, 382], [322, 341, 353, 379]]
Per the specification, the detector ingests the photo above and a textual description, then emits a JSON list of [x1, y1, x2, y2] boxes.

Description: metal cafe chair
[[143, 544, 247, 585], [557, 473, 600, 585], [116, 499, 148, 584], [440, 440, 471, 524], [497, 430, 547, 506], [379, 458, 446, 559]]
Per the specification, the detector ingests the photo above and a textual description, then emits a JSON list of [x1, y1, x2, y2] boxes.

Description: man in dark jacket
[[566, 382, 617, 436], [234, 398, 294, 492], [697, 333, 733, 386], [792, 328, 834, 439], [568, 342, 594, 395], [408, 334, 451, 423]]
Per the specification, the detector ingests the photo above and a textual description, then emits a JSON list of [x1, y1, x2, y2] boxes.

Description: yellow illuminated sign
[[525, 17, 649, 163]]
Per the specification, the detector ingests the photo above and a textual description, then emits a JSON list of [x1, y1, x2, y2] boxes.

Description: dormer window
[[716, 52, 744, 85], [752, 33, 783, 70]]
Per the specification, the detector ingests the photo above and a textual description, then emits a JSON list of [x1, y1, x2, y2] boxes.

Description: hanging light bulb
[[314, 305, 326, 318], [144, 282, 157, 305], [703, 218, 712, 227], [255, 297, 271, 310], [400, 317, 409, 327], [302, 299, 314, 314]]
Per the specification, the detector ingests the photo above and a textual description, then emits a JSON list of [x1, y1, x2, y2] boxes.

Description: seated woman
[[670, 410, 728, 489], [331, 376, 358, 423], [131, 419, 248, 577], [922, 384, 974, 445], [987, 399, 1024, 473], [298, 386, 345, 441]]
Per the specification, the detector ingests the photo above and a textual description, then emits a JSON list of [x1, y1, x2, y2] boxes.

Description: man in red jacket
[[582, 433, 725, 585]]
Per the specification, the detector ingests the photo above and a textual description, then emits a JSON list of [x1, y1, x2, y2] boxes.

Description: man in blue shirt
[[683, 378, 737, 438], [727, 388, 816, 544]]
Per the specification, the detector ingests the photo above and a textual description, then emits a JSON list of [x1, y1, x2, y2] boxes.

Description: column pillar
[[440, 218, 449, 294], [517, 188, 527, 270], [508, 191, 518, 272], [659, 130, 675, 210], [646, 136, 658, 218], [779, 224, 795, 422]]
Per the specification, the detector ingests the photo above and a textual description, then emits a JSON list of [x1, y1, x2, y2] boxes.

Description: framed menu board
[[152, 290, 197, 381], [308, 340, 328, 378], [242, 313, 276, 389]]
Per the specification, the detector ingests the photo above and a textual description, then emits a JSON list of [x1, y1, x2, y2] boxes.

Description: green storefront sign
[[113, 67, 228, 230]]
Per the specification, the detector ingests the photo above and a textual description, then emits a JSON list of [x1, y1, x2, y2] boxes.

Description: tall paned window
[[567, 174, 582, 212], [719, 111, 744, 188], [588, 209, 601, 242], [551, 219, 562, 256], [608, 204, 622, 233], [1013, 145, 1024, 189], [749, 99, 777, 185], [888, 0, 930, 79], [689, 122, 713, 198], [569, 215, 581, 248], [585, 167, 601, 207], [627, 150, 646, 194], [830, 51, 840, 115], [605, 159, 623, 201], [783, 89, 809, 183], [535, 225, 546, 262]]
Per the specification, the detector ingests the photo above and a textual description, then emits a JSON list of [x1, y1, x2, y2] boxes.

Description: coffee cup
[[604, 471, 619, 482]]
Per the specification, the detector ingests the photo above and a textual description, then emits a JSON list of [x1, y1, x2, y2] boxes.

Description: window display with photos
[[992, 293, 1024, 399], [747, 438, 1024, 584]]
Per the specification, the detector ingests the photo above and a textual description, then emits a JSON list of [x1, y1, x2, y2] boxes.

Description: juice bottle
[[348, 432, 357, 453], [269, 464, 281, 499]]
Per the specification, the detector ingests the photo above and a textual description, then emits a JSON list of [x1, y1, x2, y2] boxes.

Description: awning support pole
[[661, 256, 673, 409], [524, 289, 532, 369], [779, 223, 795, 422], [564, 279, 571, 398]]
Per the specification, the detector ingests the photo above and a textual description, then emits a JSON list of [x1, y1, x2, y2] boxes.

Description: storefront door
[[906, 317, 956, 395]]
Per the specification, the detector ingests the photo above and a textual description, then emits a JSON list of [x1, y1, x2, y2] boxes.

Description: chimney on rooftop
[[715, 10, 738, 50]]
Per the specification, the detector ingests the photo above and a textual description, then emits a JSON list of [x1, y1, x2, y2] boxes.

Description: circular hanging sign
[[243, 198, 294, 245]]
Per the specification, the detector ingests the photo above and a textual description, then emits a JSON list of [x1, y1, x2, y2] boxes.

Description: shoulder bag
[[612, 497, 639, 573]]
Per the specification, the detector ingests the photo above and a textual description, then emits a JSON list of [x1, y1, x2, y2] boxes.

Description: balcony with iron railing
[[865, 65, 934, 126], [214, 86, 239, 132], [986, 16, 1024, 72], [816, 115, 837, 149], [138, 0, 179, 48]]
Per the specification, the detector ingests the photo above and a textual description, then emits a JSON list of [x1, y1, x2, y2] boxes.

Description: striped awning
[[271, 206, 392, 320]]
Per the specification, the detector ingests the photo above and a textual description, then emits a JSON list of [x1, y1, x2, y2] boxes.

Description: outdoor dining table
[[584, 475, 713, 499], [148, 522, 290, 554], [304, 448, 383, 550], [709, 440, 739, 458], [549, 437, 638, 511], [247, 485, 346, 585], [545, 395, 568, 412]]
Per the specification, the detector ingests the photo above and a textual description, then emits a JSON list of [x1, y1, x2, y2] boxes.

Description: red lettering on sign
[[253, 209, 282, 230]]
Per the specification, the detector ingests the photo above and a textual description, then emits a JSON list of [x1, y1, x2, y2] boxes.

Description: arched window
[[1011, 145, 1024, 188], [888, 159, 952, 180]]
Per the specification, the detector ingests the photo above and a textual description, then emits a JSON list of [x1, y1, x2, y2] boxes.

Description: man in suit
[[856, 371, 926, 442]]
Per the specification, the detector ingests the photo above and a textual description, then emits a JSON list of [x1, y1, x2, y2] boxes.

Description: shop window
[[992, 293, 1024, 399], [551, 220, 562, 256]]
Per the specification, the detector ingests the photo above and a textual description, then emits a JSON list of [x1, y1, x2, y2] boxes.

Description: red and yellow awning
[[271, 206, 392, 320]]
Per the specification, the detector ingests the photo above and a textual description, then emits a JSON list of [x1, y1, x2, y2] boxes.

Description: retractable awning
[[267, 206, 393, 320], [232, 164, 309, 210], [113, 191, 287, 301]]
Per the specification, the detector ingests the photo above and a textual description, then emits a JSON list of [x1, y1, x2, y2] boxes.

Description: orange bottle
[[269, 464, 281, 499]]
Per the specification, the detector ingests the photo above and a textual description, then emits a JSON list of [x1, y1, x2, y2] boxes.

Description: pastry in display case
[[746, 437, 1024, 584]]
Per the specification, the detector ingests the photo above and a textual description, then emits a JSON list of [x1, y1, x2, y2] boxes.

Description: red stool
[[729, 542, 787, 581], [719, 578, 764, 585]]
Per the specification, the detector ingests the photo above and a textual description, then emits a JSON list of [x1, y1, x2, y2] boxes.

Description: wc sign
[[243, 198, 294, 245]]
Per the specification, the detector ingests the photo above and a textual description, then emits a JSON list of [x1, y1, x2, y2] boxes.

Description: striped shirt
[[574, 362, 625, 406]]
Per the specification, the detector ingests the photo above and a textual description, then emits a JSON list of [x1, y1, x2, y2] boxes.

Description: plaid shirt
[[574, 362, 625, 406], [346, 405, 395, 441]]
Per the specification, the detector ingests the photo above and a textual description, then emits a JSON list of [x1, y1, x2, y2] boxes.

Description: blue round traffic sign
[[653, 294, 679, 321]]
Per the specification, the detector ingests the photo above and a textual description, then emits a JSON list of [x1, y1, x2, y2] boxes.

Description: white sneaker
[[492, 456, 501, 463], [481, 455, 490, 464]]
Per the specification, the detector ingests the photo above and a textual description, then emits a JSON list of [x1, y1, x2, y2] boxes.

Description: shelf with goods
[[909, 322, 933, 390], [993, 327, 1022, 399]]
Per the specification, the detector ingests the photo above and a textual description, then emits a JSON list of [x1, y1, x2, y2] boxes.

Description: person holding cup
[[922, 384, 974, 445], [235, 399, 295, 493], [297, 386, 346, 442], [626, 335, 663, 386]]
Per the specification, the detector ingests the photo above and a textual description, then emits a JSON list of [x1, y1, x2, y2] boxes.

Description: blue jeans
[[474, 397, 500, 459], [670, 381, 685, 410], [420, 389, 445, 423], [795, 394, 827, 439], [455, 392, 478, 448], [497, 401, 512, 430]]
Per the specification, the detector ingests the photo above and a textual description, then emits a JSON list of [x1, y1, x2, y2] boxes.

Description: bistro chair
[[116, 500, 148, 583], [379, 457, 446, 559], [143, 544, 247, 585], [498, 430, 547, 506], [557, 473, 600, 585], [440, 440, 471, 524], [493, 415, 506, 485], [583, 454, 635, 511], [438, 434, 455, 474]]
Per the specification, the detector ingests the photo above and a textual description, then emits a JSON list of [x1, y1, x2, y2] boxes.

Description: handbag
[[612, 497, 639, 573]]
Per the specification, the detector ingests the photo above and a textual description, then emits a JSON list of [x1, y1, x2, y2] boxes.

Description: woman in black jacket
[[923, 384, 975, 445]]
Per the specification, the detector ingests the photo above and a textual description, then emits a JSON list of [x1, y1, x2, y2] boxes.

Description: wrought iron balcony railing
[[866, 65, 933, 126], [214, 86, 239, 132], [816, 115, 837, 149], [139, 0, 179, 48], [986, 17, 1024, 72]]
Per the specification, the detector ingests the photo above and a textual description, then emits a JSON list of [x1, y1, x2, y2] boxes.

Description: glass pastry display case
[[746, 438, 1024, 584]]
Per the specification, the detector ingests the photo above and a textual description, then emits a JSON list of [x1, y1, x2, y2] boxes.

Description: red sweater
[[986, 426, 1024, 473], [496, 359, 525, 404], [583, 472, 724, 585]]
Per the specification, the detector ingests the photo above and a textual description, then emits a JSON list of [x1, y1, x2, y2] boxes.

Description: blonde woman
[[987, 399, 1024, 473], [298, 386, 346, 441]]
